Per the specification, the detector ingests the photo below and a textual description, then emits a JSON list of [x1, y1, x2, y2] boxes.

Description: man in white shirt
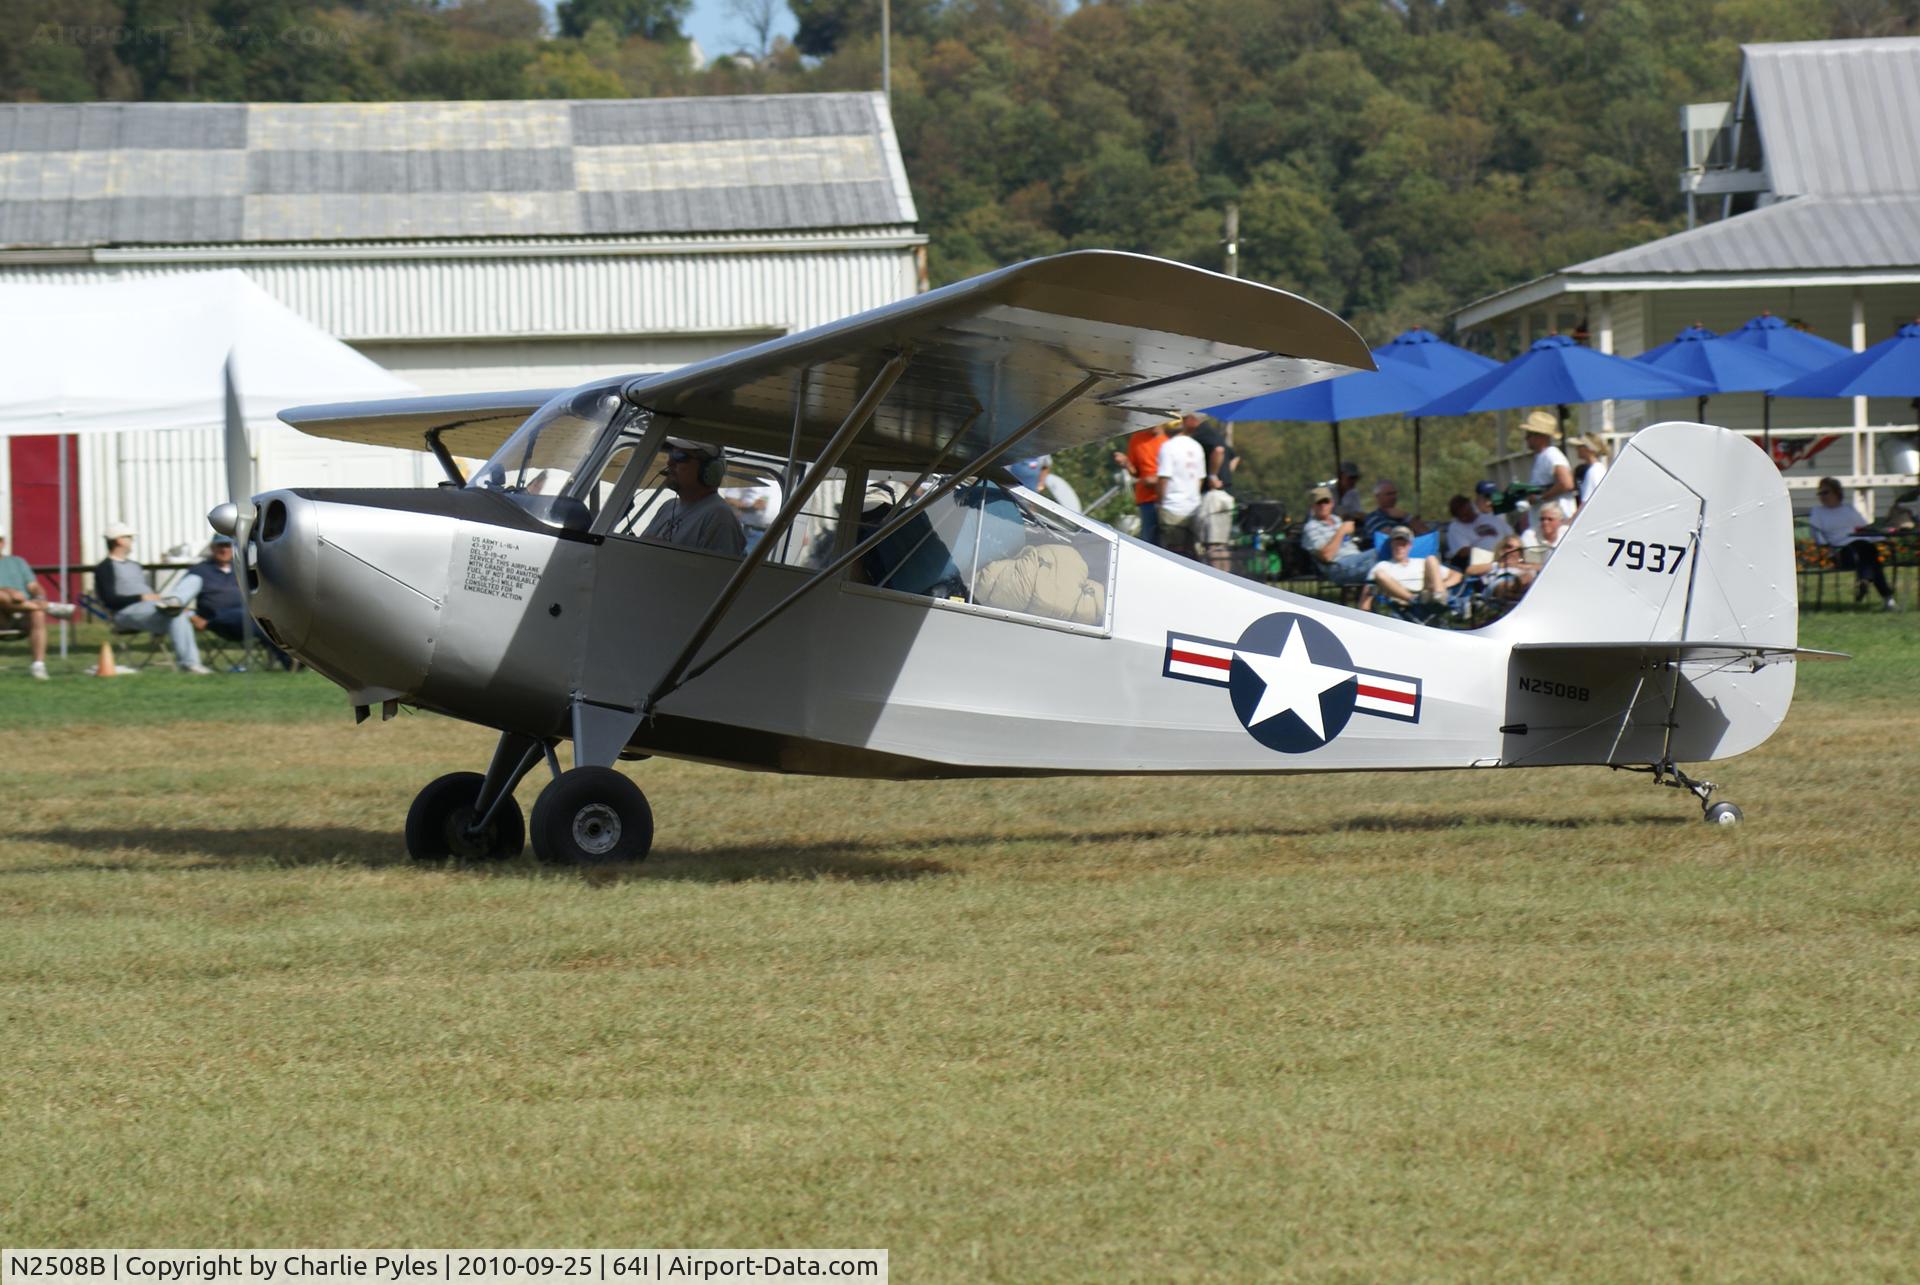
[[642, 439, 746, 556], [1522, 409, 1577, 518], [1154, 418, 1206, 558], [1518, 502, 1569, 565], [1441, 493, 1510, 568]]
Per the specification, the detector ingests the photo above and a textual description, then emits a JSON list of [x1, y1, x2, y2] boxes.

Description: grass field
[[3, 610, 1917, 1277]]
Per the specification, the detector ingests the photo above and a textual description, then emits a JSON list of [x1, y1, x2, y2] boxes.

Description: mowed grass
[[2, 612, 1917, 1277]]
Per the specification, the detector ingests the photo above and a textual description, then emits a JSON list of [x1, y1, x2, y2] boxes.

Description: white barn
[[1454, 38, 1920, 512], [0, 94, 924, 556]]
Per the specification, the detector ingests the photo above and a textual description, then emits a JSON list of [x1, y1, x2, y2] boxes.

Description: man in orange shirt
[[1113, 419, 1171, 545]]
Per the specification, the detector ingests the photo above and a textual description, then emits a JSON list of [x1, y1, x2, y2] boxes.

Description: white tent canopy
[[0, 271, 421, 571], [0, 270, 412, 437]]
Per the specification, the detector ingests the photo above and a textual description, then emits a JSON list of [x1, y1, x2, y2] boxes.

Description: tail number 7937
[[1606, 537, 1687, 575]]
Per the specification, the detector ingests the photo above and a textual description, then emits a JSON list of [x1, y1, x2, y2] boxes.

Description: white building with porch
[[1454, 38, 1920, 515]]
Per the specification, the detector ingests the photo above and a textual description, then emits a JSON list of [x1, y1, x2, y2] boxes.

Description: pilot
[[642, 438, 746, 556]]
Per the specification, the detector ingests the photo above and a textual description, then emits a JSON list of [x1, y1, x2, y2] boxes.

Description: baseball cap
[[663, 436, 721, 460], [1338, 460, 1359, 476], [103, 521, 136, 541], [1475, 480, 1499, 498], [1307, 486, 1333, 503], [210, 534, 234, 547], [1388, 525, 1415, 541]]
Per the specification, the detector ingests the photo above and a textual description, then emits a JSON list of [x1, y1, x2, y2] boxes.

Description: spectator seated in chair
[[1361, 478, 1429, 545], [187, 534, 290, 668], [1298, 485, 1377, 609], [91, 522, 211, 674], [0, 529, 78, 680], [1371, 525, 1462, 616], [1807, 476, 1897, 611]]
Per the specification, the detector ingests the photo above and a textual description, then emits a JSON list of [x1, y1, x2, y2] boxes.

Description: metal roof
[[1567, 193, 1920, 276], [0, 94, 918, 249], [1744, 38, 1920, 196]]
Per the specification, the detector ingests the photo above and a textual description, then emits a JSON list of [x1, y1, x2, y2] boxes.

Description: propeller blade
[[223, 354, 255, 519]]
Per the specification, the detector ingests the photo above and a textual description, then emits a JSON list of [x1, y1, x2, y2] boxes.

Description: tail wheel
[[405, 771, 525, 860], [1704, 801, 1743, 826], [530, 766, 654, 866]]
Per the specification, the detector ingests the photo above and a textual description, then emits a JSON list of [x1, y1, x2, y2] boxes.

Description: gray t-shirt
[[1301, 515, 1355, 562], [642, 491, 745, 556]]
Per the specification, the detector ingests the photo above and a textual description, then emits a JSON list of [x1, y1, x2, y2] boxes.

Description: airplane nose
[[247, 493, 320, 651], [245, 492, 448, 702]]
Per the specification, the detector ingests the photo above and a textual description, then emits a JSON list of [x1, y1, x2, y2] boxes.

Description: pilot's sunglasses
[[667, 449, 695, 463]]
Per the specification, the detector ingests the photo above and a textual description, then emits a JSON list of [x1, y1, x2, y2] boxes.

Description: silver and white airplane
[[209, 251, 1832, 864]]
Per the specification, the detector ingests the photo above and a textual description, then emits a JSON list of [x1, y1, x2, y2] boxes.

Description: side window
[[862, 479, 1112, 627]]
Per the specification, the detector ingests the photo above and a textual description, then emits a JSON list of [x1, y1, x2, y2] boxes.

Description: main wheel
[[405, 771, 526, 861], [530, 766, 654, 866], [1704, 801, 1743, 826]]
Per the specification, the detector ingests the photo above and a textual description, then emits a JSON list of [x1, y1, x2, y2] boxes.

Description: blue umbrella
[[1721, 312, 1854, 370], [1633, 324, 1808, 434], [1772, 323, 1920, 486], [1415, 335, 1715, 440], [1371, 328, 1502, 506], [1636, 322, 1719, 364], [1371, 327, 1501, 383], [1206, 366, 1434, 489]]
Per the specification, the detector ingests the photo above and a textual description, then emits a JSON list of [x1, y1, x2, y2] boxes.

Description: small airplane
[[208, 251, 1836, 864]]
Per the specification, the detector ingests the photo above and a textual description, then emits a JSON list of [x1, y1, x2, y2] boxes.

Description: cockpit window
[[468, 376, 633, 522], [860, 478, 1112, 627]]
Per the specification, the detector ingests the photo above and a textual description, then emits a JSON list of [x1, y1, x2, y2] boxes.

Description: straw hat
[[1520, 409, 1559, 438]]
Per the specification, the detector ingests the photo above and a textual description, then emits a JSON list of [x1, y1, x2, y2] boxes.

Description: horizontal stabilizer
[[1511, 641, 1848, 667]]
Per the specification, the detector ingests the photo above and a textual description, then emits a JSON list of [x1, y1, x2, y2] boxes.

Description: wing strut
[[640, 350, 912, 715], [666, 371, 1106, 697]]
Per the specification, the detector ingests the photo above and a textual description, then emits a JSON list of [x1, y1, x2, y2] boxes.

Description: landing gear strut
[[1624, 756, 1742, 825], [404, 733, 546, 861]]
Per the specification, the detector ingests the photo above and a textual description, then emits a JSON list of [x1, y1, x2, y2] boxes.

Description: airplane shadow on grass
[[11, 809, 1687, 883]]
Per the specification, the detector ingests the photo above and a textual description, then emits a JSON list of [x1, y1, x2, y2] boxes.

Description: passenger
[[641, 439, 746, 556], [0, 529, 77, 681], [92, 523, 210, 674]]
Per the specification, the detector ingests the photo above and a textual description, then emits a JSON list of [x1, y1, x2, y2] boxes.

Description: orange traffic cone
[[96, 640, 117, 678]]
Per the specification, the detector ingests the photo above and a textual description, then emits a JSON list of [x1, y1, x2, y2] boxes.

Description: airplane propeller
[[206, 355, 255, 670]]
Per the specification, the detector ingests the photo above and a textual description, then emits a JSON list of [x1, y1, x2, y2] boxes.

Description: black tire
[[530, 766, 653, 866], [1704, 801, 1744, 826], [404, 771, 526, 861]]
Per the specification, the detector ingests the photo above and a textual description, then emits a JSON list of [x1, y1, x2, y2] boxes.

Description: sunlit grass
[[1, 611, 1916, 1276]]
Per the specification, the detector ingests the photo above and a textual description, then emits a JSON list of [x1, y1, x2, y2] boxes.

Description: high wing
[[280, 251, 1372, 470]]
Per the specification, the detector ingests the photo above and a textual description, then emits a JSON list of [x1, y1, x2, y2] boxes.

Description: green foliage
[[556, 0, 689, 43]]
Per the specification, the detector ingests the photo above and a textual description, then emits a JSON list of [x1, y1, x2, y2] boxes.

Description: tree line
[[5, 0, 1916, 510]]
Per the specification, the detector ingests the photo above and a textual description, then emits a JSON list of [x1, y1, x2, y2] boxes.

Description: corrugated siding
[[1744, 38, 1920, 196], [16, 242, 918, 560]]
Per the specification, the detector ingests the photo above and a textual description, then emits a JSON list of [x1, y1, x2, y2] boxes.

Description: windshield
[[470, 380, 631, 498]]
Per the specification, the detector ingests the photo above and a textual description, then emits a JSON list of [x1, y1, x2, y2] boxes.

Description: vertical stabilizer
[[1487, 421, 1797, 648], [1487, 422, 1800, 766]]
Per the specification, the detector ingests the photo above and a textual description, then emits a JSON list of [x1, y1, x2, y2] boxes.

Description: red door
[[9, 435, 83, 600]]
